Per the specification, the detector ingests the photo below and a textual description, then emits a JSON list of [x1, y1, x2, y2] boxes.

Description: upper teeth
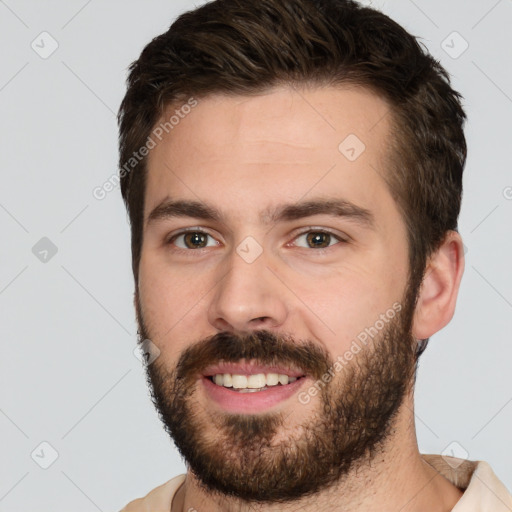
[[212, 373, 297, 389]]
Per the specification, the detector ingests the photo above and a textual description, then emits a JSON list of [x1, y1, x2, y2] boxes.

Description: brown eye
[[184, 232, 208, 248], [305, 232, 333, 248], [171, 231, 216, 249]]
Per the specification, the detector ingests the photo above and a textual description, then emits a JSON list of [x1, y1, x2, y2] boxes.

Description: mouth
[[200, 361, 308, 413], [206, 372, 303, 392]]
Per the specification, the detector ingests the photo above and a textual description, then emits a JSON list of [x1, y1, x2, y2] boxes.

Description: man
[[118, 0, 512, 510]]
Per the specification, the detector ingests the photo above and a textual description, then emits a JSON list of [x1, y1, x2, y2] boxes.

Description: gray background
[[0, 0, 511, 510]]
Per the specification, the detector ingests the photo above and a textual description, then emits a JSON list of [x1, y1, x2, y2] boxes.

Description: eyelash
[[287, 229, 348, 252], [166, 227, 348, 252], [165, 228, 217, 250]]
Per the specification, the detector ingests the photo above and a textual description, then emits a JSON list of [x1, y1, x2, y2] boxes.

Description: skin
[[137, 85, 465, 511]]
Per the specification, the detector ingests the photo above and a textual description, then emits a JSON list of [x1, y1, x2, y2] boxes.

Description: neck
[[172, 394, 463, 512]]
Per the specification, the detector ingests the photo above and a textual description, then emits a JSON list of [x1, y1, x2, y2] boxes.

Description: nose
[[207, 246, 289, 333]]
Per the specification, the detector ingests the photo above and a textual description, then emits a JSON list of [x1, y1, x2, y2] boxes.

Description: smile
[[201, 361, 308, 412], [208, 372, 300, 392]]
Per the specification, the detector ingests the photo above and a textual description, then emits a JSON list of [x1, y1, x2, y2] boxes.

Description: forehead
[[144, 85, 394, 222]]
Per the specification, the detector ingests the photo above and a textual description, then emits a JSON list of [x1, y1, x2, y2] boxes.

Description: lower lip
[[201, 376, 307, 414]]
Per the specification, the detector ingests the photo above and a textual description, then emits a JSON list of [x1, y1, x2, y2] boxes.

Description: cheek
[[138, 254, 209, 353], [290, 259, 405, 355]]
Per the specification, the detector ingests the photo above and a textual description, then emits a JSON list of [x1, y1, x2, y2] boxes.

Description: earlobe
[[134, 288, 142, 333], [412, 231, 465, 340], [133, 289, 138, 316]]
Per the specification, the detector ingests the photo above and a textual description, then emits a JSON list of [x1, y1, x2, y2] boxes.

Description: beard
[[136, 287, 419, 504]]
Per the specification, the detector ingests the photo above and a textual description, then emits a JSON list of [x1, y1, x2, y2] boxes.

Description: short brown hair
[[118, 0, 466, 308]]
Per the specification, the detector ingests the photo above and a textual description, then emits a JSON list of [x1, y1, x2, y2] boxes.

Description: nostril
[[252, 316, 270, 323]]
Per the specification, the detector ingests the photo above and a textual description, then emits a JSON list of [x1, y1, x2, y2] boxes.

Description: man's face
[[137, 86, 419, 502]]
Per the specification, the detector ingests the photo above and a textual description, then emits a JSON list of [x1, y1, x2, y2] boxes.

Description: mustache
[[175, 330, 333, 382]]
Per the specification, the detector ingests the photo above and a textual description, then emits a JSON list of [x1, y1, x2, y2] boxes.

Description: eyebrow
[[147, 200, 222, 226], [146, 198, 375, 229], [267, 199, 375, 228]]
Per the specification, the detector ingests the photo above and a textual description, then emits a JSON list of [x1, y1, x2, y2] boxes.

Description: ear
[[133, 288, 138, 310], [133, 287, 142, 332], [412, 231, 465, 340]]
